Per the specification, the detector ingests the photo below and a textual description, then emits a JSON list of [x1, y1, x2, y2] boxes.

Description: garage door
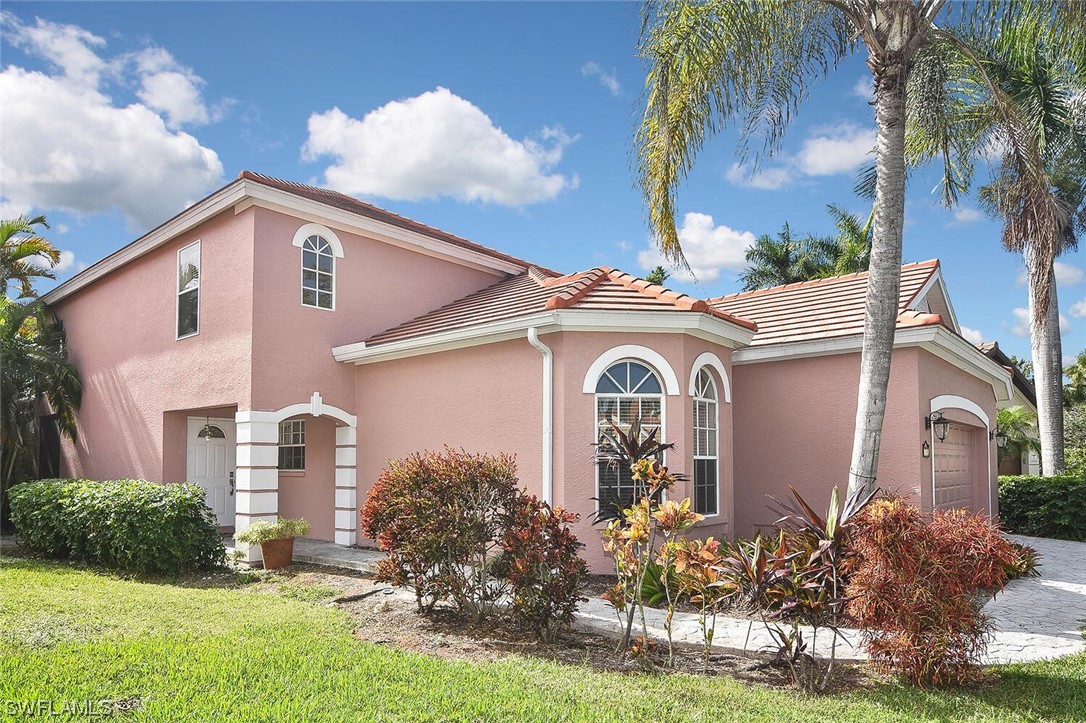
[[934, 423, 974, 510]]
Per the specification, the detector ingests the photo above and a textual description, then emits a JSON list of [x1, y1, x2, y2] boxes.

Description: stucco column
[[333, 425, 358, 546], [234, 411, 280, 564]]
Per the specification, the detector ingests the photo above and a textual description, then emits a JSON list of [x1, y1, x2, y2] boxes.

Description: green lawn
[[1, 557, 1083, 722]]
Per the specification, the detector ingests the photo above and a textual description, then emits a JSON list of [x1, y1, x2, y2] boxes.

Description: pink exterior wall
[[353, 336, 544, 532], [917, 352, 999, 516], [53, 209, 256, 482], [248, 207, 503, 416], [277, 414, 337, 540], [731, 349, 923, 537], [549, 331, 736, 572]]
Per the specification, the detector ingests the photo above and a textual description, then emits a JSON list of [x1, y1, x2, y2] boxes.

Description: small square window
[[278, 419, 305, 471]]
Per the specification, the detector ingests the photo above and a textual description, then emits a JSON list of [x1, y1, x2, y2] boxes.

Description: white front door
[[187, 417, 237, 527]]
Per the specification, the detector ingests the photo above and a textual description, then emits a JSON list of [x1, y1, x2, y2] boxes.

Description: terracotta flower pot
[[260, 537, 295, 570]]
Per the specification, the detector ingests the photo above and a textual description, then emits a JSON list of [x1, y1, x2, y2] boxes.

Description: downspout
[[527, 327, 553, 504]]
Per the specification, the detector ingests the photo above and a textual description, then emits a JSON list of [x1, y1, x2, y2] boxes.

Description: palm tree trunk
[[1025, 243, 1065, 474], [848, 52, 908, 497]]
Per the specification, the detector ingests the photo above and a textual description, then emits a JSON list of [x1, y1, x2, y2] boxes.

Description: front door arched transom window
[[301, 235, 335, 309], [595, 360, 663, 513], [692, 368, 718, 516]]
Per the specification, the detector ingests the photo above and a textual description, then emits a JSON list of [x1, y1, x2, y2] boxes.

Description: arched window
[[596, 360, 663, 512], [301, 235, 334, 309], [692, 368, 718, 516]]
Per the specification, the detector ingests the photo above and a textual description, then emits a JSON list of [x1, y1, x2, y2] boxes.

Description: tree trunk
[[848, 50, 908, 497], [1025, 243, 1065, 474]]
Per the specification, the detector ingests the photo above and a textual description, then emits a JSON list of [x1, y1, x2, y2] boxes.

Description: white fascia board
[[41, 180, 249, 305], [910, 269, 960, 333], [333, 310, 756, 365], [733, 326, 1013, 401], [238, 184, 525, 277]]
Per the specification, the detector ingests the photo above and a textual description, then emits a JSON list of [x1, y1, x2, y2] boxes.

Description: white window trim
[[293, 223, 342, 312], [299, 235, 336, 311], [278, 419, 306, 471], [582, 345, 680, 395], [687, 351, 731, 403], [175, 240, 200, 340], [593, 360, 667, 513], [692, 368, 720, 518]]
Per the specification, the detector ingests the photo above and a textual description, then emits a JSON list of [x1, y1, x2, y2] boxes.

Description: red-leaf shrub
[[845, 497, 1018, 687], [361, 449, 586, 638], [360, 448, 520, 619], [501, 495, 586, 641]]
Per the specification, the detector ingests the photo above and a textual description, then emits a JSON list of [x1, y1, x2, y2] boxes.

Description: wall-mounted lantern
[[925, 411, 950, 442], [991, 429, 1008, 448], [921, 440, 931, 458]]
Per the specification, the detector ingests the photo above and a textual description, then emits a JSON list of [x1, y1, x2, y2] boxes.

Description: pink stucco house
[[40, 172, 1015, 569]]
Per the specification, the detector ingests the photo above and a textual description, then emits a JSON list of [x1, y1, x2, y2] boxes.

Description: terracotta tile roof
[[364, 266, 757, 347], [238, 171, 546, 272], [707, 260, 944, 347]]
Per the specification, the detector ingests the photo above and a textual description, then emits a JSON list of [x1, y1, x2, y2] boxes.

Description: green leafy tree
[[634, 0, 1063, 495], [739, 223, 826, 291], [901, 2, 1085, 474], [644, 266, 670, 285], [1, 216, 61, 299], [1064, 350, 1086, 409], [1009, 355, 1035, 382]]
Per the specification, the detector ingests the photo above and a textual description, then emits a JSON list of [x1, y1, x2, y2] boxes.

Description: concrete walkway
[[270, 535, 1086, 665]]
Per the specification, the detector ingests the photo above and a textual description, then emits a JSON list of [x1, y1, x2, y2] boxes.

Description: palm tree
[[0, 298, 82, 515], [1065, 350, 1086, 409], [1, 216, 61, 299], [634, 0, 1026, 496], [821, 204, 873, 276], [904, 2, 1085, 474], [995, 405, 1041, 468], [739, 222, 828, 290]]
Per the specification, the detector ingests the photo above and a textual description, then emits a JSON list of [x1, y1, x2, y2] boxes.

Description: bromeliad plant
[[597, 415, 698, 661]]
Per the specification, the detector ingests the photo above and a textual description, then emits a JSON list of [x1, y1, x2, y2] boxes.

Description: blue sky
[[2, 2, 1082, 364]]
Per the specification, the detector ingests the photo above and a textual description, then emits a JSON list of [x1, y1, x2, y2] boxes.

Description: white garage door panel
[[934, 423, 973, 510]]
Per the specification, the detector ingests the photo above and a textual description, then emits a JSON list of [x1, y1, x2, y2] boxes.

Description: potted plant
[[234, 518, 311, 570]]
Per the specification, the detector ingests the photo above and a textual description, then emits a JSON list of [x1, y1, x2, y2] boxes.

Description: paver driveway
[[983, 534, 1086, 663]]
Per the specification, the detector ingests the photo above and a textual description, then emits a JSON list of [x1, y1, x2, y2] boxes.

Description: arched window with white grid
[[595, 360, 663, 513], [301, 235, 335, 310]]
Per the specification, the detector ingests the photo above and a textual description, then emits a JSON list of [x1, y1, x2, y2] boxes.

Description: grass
[[1, 556, 1084, 722]]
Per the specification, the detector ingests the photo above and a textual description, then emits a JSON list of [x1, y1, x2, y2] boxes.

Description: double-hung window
[[176, 241, 200, 339], [692, 368, 719, 516], [278, 419, 306, 471]]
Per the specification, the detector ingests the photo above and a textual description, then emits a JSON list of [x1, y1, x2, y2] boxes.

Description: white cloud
[[851, 76, 873, 100], [615, 239, 632, 253], [1015, 261, 1084, 287], [3, 11, 107, 87], [725, 162, 794, 190], [0, 14, 224, 229], [1070, 298, 1086, 318], [960, 326, 986, 345], [581, 61, 621, 96], [303, 87, 577, 206], [950, 207, 983, 225], [796, 124, 877, 176], [637, 212, 756, 282], [723, 123, 875, 190], [132, 47, 211, 128], [1008, 306, 1070, 337], [27, 249, 77, 272]]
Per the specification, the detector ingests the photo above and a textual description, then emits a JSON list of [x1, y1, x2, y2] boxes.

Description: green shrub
[[9, 478, 225, 575], [235, 518, 311, 546], [998, 475, 1086, 541]]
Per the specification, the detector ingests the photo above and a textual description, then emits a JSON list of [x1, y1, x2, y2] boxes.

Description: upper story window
[[595, 360, 663, 513], [301, 235, 334, 310], [692, 368, 718, 516], [176, 241, 200, 339], [278, 419, 306, 471]]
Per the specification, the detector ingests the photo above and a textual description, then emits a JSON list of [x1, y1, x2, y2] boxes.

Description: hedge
[[998, 475, 1086, 542], [8, 478, 226, 575]]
